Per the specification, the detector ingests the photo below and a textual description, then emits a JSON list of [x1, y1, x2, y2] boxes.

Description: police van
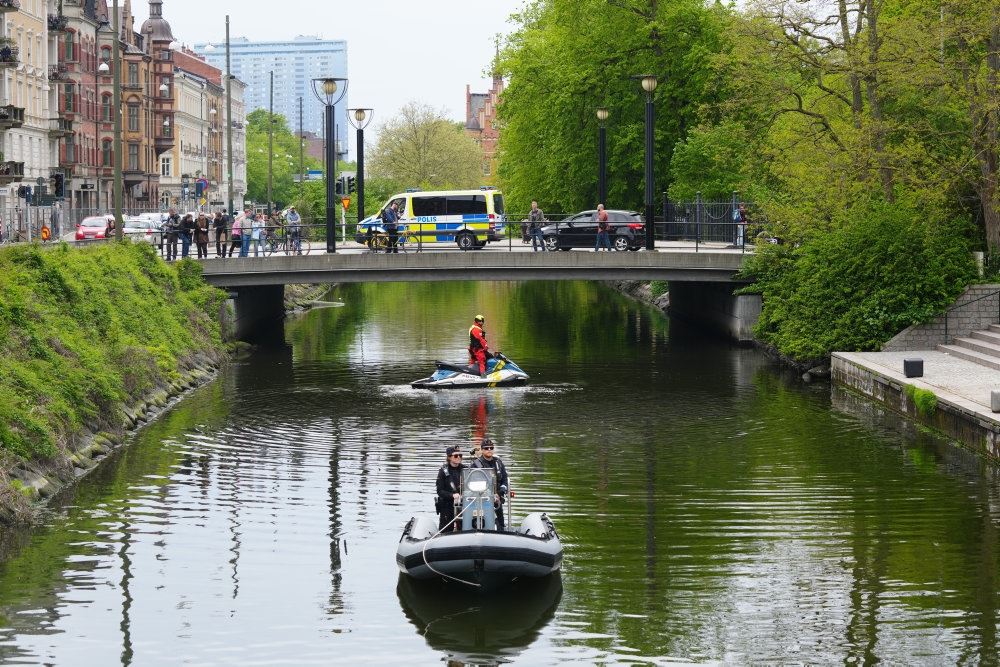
[[354, 188, 506, 250]]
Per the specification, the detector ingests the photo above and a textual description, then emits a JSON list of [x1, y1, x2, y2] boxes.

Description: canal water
[[2, 281, 1000, 665]]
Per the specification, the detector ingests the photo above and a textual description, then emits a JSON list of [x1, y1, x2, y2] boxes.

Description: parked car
[[122, 217, 159, 244], [540, 210, 645, 251], [134, 212, 166, 229], [75, 215, 114, 240]]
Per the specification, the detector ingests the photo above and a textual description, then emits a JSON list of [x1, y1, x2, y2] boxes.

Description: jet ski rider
[[468, 314, 490, 377], [436, 446, 465, 531]]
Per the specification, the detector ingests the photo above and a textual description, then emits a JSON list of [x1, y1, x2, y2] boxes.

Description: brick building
[[464, 71, 503, 185]]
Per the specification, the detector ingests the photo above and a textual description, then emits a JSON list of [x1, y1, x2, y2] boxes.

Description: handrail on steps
[[944, 288, 1000, 344]]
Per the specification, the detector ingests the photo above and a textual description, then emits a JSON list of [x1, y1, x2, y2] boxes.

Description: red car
[[75, 215, 114, 240]]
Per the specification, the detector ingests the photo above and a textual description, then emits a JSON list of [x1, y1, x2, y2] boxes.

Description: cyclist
[[286, 206, 302, 254]]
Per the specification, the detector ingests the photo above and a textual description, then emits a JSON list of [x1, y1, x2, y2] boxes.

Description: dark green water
[[2, 281, 1000, 665]]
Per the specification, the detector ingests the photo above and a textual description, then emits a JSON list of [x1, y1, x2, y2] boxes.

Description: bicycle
[[366, 230, 409, 253], [262, 227, 313, 256]]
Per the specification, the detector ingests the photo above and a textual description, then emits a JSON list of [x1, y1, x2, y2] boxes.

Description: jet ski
[[411, 352, 529, 389], [396, 467, 562, 592]]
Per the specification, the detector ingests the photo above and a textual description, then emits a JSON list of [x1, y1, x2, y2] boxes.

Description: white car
[[122, 217, 159, 244]]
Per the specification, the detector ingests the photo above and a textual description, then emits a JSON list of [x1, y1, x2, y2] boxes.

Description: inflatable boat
[[411, 352, 529, 389], [396, 467, 562, 591]]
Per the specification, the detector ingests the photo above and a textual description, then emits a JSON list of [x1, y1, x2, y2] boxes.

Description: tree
[[497, 0, 729, 213], [245, 109, 322, 209], [367, 102, 483, 190]]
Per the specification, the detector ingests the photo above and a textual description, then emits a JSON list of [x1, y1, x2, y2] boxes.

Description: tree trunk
[[863, 0, 895, 202]]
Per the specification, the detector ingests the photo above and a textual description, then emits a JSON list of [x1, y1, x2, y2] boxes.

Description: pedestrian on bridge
[[383, 200, 400, 254], [213, 211, 229, 258], [595, 204, 612, 251], [528, 201, 547, 252]]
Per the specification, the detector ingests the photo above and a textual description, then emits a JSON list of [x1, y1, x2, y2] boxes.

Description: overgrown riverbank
[[0, 242, 227, 523]]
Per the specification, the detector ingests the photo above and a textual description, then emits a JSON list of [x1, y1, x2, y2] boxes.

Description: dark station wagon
[[539, 210, 645, 251]]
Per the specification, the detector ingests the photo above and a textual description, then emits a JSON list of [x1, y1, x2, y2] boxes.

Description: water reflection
[[397, 574, 562, 664]]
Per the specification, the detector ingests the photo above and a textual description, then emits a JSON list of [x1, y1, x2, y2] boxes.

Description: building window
[[102, 139, 112, 167], [161, 156, 172, 177], [102, 94, 111, 121], [65, 134, 76, 163], [127, 143, 139, 171], [64, 32, 74, 61], [482, 160, 491, 177], [160, 78, 170, 98], [127, 104, 139, 131], [128, 63, 138, 87], [100, 46, 111, 67], [64, 84, 75, 113]]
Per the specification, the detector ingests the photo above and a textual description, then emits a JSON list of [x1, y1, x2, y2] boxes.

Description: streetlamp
[[311, 76, 347, 253], [596, 107, 608, 208], [636, 75, 657, 250], [112, 0, 123, 239], [347, 107, 373, 222]]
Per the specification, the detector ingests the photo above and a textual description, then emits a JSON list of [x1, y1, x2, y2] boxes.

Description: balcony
[[155, 134, 174, 153], [0, 0, 20, 14], [47, 13, 69, 31], [0, 160, 25, 184], [0, 105, 25, 131], [49, 117, 73, 138], [48, 64, 69, 81], [0, 38, 19, 67]]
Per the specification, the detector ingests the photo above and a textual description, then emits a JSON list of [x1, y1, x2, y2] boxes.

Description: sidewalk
[[834, 350, 1000, 426]]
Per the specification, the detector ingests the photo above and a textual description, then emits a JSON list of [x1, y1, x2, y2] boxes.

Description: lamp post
[[347, 107, 373, 223], [112, 0, 123, 240], [311, 77, 347, 253], [636, 75, 657, 250], [95, 16, 109, 211], [596, 107, 608, 207], [225, 15, 234, 216]]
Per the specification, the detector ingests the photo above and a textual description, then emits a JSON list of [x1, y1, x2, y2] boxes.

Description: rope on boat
[[421, 501, 481, 588]]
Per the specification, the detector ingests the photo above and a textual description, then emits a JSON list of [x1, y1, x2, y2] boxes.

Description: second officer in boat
[[471, 438, 509, 531], [436, 446, 465, 532]]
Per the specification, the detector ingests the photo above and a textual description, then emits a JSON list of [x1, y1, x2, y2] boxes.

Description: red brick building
[[465, 71, 504, 184]]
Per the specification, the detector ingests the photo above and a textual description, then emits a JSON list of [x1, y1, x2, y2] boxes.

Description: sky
[[132, 0, 530, 151]]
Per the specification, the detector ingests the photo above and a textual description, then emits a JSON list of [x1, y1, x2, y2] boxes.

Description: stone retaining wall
[[832, 353, 1000, 460], [883, 284, 1000, 350]]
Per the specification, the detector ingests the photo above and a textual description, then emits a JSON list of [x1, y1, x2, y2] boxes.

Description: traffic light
[[50, 173, 65, 197], [195, 180, 204, 197], [335, 176, 344, 196], [347, 176, 356, 194]]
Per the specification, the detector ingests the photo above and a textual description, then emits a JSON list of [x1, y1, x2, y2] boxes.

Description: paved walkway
[[835, 350, 1000, 424]]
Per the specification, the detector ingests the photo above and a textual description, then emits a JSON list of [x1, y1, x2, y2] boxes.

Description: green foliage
[[0, 242, 224, 461], [245, 109, 323, 209], [904, 384, 938, 418], [650, 281, 669, 298], [368, 102, 483, 190], [497, 0, 729, 213], [743, 203, 977, 361]]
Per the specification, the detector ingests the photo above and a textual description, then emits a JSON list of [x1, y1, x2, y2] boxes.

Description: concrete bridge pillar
[[231, 285, 285, 342], [668, 282, 761, 343]]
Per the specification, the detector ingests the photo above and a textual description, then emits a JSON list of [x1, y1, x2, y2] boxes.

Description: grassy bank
[[0, 242, 225, 507]]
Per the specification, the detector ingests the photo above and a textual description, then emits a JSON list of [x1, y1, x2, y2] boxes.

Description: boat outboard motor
[[460, 468, 497, 531]]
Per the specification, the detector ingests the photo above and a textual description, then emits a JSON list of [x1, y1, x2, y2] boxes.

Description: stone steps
[[938, 328, 1000, 371]]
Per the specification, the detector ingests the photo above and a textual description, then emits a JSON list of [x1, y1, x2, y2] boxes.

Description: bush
[[904, 384, 938, 418], [0, 242, 225, 461], [741, 202, 977, 361]]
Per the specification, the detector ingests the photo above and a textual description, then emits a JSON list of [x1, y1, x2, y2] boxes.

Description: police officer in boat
[[471, 437, 509, 531], [436, 446, 465, 532]]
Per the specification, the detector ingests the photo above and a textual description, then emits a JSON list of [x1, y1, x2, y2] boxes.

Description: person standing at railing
[[163, 208, 180, 261], [213, 211, 229, 258], [734, 203, 748, 249], [228, 212, 243, 258], [239, 208, 253, 257], [179, 213, 195, 258], [528, 200, 547, 252], [594, 204, 612, 251], [250, 213, 265, 257], [194, 213, 211, 259]]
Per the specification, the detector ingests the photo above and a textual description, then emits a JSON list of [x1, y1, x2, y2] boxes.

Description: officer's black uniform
[[471, 455, 509, 530], [436, 460, 465, 531]]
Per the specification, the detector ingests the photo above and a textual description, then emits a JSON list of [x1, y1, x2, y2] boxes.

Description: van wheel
[[457, 233, 476, 251]]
